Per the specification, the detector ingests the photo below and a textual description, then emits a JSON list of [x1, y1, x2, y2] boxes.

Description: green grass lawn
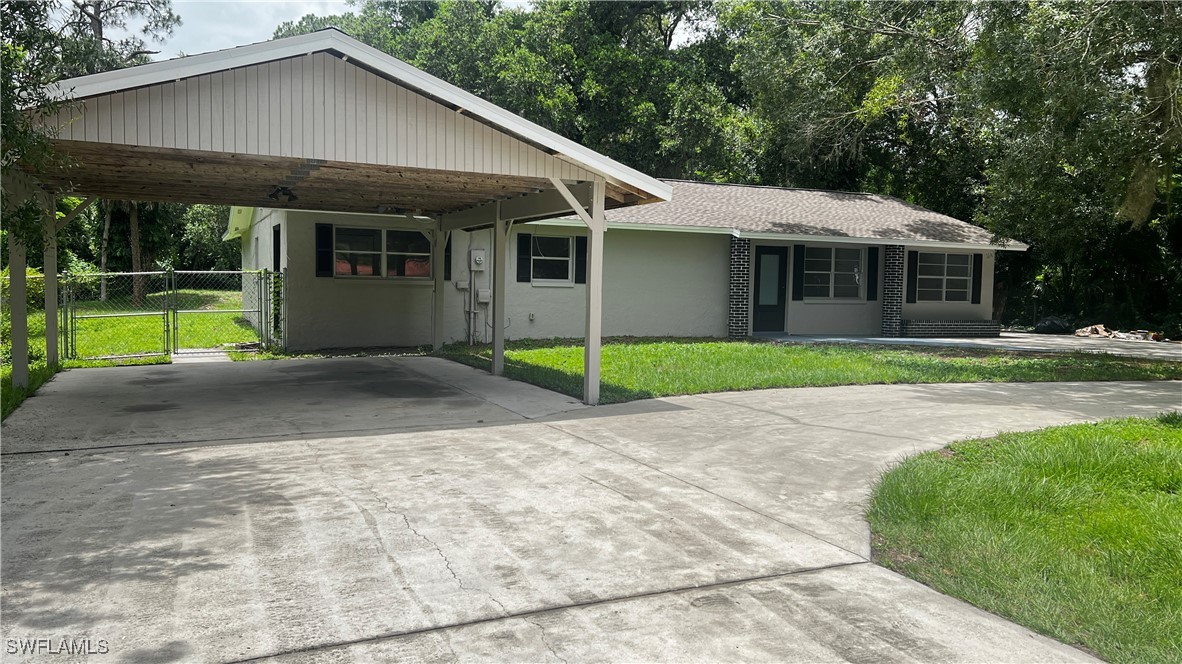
[[867, 414, 1182, 664], [438, 338, 1182, 403], [15, 288, 261, 360]]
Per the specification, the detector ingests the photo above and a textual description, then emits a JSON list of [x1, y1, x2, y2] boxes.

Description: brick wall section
[[881, 245, 904, 337], [728, 236, 751, 338], [901, 319, 1002, 337]]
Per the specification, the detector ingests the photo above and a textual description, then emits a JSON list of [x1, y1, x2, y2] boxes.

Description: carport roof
[[33, 28, 670, 216]]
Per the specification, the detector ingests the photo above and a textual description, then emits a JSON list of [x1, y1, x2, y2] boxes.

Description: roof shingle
[[596, 180, 1016, 247]]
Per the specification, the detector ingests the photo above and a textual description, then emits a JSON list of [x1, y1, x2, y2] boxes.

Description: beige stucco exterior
[[242, 211, 730, 350], [240, 209, 1000, 350]]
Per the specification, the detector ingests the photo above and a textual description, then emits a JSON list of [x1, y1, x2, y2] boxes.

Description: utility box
[[476, 288, 492, 304], [469, 250, 486, 272]]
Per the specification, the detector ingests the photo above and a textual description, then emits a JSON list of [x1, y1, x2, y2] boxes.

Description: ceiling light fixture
[[269, 186, 297, 203]]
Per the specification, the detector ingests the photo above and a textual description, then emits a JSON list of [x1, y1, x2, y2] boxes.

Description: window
[[334, 228, 382, 276], [802, 246, 862, 299], [387, 230, 432, 278], [917, 252, 971, 301], [531, 235, 572, 282], [332, 227, 431, 278]]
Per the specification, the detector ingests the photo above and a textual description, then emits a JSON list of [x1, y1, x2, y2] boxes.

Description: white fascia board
[[47, 30, 671, 204], [50, 31, 338, 100], [529, 218, 1028, 250]]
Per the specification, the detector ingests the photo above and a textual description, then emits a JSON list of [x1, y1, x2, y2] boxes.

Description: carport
[[7, 28, 670, 404]]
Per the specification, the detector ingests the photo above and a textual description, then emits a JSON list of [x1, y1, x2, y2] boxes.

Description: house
[[230, 180, 1025, 350]]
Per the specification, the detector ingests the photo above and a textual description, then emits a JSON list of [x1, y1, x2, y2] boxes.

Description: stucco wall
[[449, 224, 729, 342], [283, 211, 437, 350], [268, 214, 729, 349], [243, 212, 996, 350], [241, 209, 283, 271], [900, 249, 995, 321]]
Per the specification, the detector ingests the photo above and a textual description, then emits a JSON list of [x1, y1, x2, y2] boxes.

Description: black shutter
[[791, 244, 805, 301], [865, 246, 879, 301], [906, 250, 919, 303], [272, 224, 281, 271], [574, 236, 588, 284], [517, 232, 532, 282], [315, 223, 333, 277], [443, 234, 452, 281], [971, 253, 984, 304]]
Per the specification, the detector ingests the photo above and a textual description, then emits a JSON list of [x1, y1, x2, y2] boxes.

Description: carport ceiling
[[30, 28, 669, 217], [40, 140, 562, 216]]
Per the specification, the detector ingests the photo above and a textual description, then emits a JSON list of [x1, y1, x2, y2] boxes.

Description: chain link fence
[[46, 269, 286, 360]]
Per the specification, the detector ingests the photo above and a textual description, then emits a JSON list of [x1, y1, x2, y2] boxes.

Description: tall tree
[[59, 0, 181, 75]]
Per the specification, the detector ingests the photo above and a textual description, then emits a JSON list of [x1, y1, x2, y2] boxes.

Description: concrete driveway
[[766, 331, 1182, 361], [2, 357, 1179, 662]]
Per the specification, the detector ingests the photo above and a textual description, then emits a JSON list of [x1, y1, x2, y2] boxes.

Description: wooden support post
[[549, 177, 607, 405], [43, 202, 59, 366], [432, 222, 447, 351], [583, 180, 606, 406], [7, 232, 29, 389], [492, 204, 507, 376]]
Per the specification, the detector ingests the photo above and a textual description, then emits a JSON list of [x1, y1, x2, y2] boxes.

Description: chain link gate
[[60, 269, 285, 360]]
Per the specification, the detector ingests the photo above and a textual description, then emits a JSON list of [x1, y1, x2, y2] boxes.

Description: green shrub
[[1, 266, 47, 310]]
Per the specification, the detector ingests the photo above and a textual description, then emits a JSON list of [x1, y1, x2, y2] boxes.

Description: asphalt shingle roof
[[601, 180, 1009, 247]]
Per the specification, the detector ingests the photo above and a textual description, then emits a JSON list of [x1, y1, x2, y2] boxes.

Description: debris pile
[[1033, 316, 1073, 334], [1074, 324, 1166, 342]]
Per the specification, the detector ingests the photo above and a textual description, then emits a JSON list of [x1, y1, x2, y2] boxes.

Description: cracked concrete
[[2, 356, 1179, 662]]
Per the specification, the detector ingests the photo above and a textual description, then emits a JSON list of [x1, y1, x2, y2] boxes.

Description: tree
[[180, 205, 239, 271], [58, 0, 181, 76]]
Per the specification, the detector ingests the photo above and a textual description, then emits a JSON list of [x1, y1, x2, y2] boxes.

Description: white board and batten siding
[[52, 52, 597, 182]]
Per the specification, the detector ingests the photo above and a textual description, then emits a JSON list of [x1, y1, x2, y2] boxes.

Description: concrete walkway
[[765, 331, 1182, 361], [2, 358, 1179, 662]]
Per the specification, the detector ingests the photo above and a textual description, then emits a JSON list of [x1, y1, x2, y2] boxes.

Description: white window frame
[[530, 234, 574, 286], [916, 252, 972, 302], [802, 246, 863, 300], [332, 226, 433, 280]]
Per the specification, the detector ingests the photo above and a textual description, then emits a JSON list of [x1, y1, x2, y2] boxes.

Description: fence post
[[59, 273, 69, 360], [258, 270, 267, 347], [281, 267, 288, 351], [167, 268, 175, 354]]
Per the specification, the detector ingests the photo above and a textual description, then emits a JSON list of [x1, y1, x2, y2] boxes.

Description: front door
[[753, 246, 788, 332]]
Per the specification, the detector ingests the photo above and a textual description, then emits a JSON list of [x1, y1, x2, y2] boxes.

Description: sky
[[120, 1, 352, 60]]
